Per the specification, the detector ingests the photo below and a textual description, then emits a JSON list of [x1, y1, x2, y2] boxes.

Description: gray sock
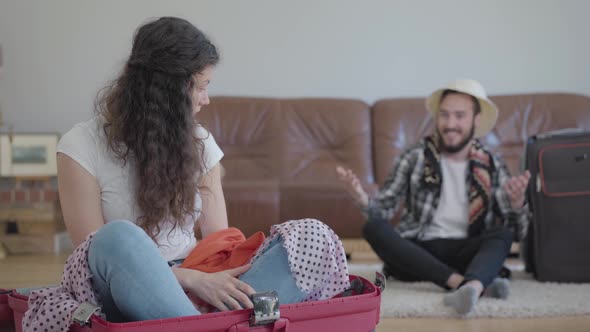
[[483, 278, 510, 299], [443, 285, 479, 315]]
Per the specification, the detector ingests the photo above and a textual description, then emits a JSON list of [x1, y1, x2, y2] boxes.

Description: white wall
[[0, 0, 589, 134]]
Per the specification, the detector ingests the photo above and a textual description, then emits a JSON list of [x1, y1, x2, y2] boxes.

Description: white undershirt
[[421, 156, 469, 240], [57, 117, 224, 260]]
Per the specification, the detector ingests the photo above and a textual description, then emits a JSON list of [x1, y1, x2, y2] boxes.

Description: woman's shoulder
[[195, 125, 224, 170], [195, 124, 213, 140], [60, 116, 103, 145], [57, 116, 106, 176]]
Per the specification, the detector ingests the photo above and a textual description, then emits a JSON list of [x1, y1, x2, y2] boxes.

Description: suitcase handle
[[228, 318, 289, 331]]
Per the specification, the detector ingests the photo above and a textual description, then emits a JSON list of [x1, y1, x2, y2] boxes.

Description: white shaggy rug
[[348, 263, 590, 318]]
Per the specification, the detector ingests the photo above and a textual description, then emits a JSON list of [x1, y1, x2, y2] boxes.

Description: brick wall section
[[0, 177, 64, 255], [0, 177, 59, 204]]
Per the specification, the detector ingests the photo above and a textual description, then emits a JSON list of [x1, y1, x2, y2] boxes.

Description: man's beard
[[437, 123, 475, 153]]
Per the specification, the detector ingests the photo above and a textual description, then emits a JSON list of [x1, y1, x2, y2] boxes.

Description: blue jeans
[[88, 220, 305, 322]]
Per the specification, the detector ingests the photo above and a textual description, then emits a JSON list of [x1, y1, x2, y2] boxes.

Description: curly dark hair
[[95, 17, 219, 240]]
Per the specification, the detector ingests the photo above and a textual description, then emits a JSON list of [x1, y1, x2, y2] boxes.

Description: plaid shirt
[[364, 138, 529, 240]]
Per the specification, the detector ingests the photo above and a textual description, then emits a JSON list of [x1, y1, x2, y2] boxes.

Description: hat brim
[[426, 89, 498, 138]]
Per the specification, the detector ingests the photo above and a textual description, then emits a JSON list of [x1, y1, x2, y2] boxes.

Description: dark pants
[[363, 220, 513, 289]]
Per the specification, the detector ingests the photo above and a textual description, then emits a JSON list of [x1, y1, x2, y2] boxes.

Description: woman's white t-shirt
[[57, 117, 224, 260]]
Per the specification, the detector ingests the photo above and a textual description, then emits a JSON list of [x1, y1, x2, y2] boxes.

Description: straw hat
[[426, 79, 498, 138]]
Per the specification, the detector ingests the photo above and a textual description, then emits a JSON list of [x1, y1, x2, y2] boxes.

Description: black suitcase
[[524, 130, 590, 282]]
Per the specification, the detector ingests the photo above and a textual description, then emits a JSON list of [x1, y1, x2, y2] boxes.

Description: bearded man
[[337, 79, 530, 315]]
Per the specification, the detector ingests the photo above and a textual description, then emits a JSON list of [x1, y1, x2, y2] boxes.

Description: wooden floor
[[1, 254, 589, 332]]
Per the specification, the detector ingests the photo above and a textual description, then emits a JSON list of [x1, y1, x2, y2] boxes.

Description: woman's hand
[[174, 265, 256, 312]]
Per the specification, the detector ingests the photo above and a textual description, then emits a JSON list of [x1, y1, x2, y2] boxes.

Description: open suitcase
[[524, 130, 590, 282], [7, 274, 383, 332]]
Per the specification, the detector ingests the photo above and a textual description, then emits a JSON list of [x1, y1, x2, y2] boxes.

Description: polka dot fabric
[[23, 233, 102, 332], [250, 219, 350, 301]]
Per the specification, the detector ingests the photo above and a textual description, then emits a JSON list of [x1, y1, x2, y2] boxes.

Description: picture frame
[[0, 133, 60, 176]]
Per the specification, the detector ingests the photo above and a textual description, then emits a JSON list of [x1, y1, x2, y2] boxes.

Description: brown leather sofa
[[198, 93, 590, 240]]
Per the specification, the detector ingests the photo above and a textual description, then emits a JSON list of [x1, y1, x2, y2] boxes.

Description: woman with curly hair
[[22, 17, 349, 330]]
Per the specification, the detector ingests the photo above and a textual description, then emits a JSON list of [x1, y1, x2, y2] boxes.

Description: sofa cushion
[[372, 98, 433, 186], [280, 98, 373, 184], [279, 182, 365, 238], [221, 180, 280, 237], [198, 97, 281, 182]]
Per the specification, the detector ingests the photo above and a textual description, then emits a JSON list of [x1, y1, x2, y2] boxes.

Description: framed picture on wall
[[0, 133, 60, 176]]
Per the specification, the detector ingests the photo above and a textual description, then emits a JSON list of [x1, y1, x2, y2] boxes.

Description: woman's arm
[[175, 163, 255, 312], [57, 153, 105, 247], [197, 162, 228, 238]]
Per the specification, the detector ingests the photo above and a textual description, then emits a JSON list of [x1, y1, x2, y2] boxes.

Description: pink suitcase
[[1, 289, 14, 328], [8, 275, 383, 332]]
